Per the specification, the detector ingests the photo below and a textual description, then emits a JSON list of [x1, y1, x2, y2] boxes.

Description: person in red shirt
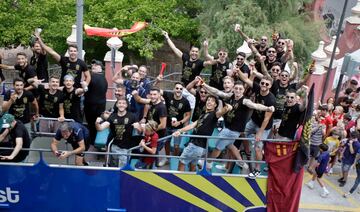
[[135, 120, 159, 169], [319, 104, 333, 137]]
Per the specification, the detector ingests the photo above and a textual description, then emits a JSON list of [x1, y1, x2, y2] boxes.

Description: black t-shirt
[[147, 101, 167, 137], [63, 89, 82, 123], [4, 91, 35, 124], [181, 53, 205, 86], [14, 64, 37, 88], [209, 61, 230, 90], [191, 111, 218, 148], [30, 53, 49, 82], [59, 56, 88, 88], [255, 44, 268, 56], [192, 90, 206, 122], [233, 63, 251, 83], [251, 82, 276, 130], [224, 96, 250, 132], [163, 91, 191, 129], [271, 80, 298, 119], [84, 72, 108, 105], [278, 104, 303, 139], [38, 85, 64, 118], [10, 121, 30, 162], [108, 112, 136, 149], [55, 122, 89, 149]]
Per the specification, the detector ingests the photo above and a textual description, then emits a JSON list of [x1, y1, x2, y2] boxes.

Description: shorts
[[310, 144, 320, 158], [215, 128, 241, 151], [110, 145, 128, 168], [244, 119, 271, 150], [315, 168, 324, 178], [70, 137, 90, 157], [342, 163, 352, 172], [179, 143, 205, 165]]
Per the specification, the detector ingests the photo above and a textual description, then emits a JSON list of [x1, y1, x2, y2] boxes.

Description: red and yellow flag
[[84, 22, 148, 38]]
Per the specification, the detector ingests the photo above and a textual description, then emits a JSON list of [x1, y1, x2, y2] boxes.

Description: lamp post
[[104, 29, 124, 99]]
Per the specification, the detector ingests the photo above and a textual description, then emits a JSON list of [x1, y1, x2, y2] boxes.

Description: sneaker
[[157, 158, 169, 167], [343, 192, 351, 198], [197, 159, 204, 168], [306, 181, 314, 189], [215, 164, 227, 171], [338, 177, 344, 183], [320, 190, 329, 198], [328, 168, 333, 174], [339, 181, 346, 187], [236, 161, 249, 170], [248, 170, 260, 179]]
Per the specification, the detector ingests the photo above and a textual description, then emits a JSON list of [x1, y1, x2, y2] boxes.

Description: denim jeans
[[350, 163, 360, 194]]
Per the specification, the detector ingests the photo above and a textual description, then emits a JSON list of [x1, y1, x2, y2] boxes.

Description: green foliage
[[0, 0, 201, 60], [198, 0, 321, 65]]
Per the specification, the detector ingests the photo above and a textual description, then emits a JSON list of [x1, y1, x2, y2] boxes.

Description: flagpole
[[76, 0, 83, 59]]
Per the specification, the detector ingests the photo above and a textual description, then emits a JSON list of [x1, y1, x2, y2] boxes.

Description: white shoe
[[197, 159, 204, 168], [236, 160, 249, 170], [343, 192, 351, 198], [215, 164, 227, 171], [321, 190, 329, 198], [306, 181, 314, 189], [157, 158, 169, 167], [328, 168, 333, 174]]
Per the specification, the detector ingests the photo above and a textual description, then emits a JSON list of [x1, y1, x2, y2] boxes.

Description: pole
[[321, 0, 349, 102], [76, 0, 84, 59], [334, 54, 351, 102]]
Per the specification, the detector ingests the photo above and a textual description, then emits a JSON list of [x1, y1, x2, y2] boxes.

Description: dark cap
[[91, 59, 104, 69], [318, 104, 328, 111]]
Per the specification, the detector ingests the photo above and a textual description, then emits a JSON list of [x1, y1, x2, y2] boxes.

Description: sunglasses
[[267, 50, 276, 53], [271, 68, 280, 72], [286, 96, 295, 99], [260, 81, 270, 87], [261, 38, 267, 41], [277, 42, 285, 45], [281, 74, 289, 77], [200, 91, 207, 94], [219, 52, 227, 56], [236, 57, 244, 61], [175, 87, 183, 90]]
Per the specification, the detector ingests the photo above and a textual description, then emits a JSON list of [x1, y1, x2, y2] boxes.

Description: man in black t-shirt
[[255, 36, 269, 56], [2, 78, 39, 136], [237, 70, 276, 179], [203, 41, 232, 90], [277, 89, 307, 140], [84, 60, 108, 145], [62, 74, 85, 123], [30, 41, 49, 82], [203, 82, 275, 170], [186, 78, 209, 122], [96, 97, 137, 167], [162, 31, 213, 86], [36, 35, 91, 88], [232, 52, 250, 82], [162, 82, 191, 156], [0, 52, 38, 91], [36, 76, 65, 133], [0, 114, 30, 162], [173, 95, 232, 172]]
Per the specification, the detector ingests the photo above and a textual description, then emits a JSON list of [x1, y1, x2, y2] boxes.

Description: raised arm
[[234, 24, 251, 41], [162, 31, 183, 58], [132, 90, 151, 105], [36, 35, 61, 62], [235, 67, 253, 88], [202, 82, 233, 100], [216, 103, 232, 118], [243, 99, 275, 112], [186, 78, 200, 95], [203, 39, 214, 61]]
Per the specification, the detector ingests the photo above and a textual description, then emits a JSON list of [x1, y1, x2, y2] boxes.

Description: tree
[[197, 0, 321, 66], [0, 0, 201, 60]]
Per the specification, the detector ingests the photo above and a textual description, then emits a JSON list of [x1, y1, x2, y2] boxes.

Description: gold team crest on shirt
[[23, 97, 28, 104], [124, 118, 129, 125], [76, 64, 80, 71], [114, 119, 118, 124], [53, 97, 58, 103]]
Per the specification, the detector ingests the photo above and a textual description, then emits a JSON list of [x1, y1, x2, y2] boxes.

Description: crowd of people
[[0, 25, 359, 197]]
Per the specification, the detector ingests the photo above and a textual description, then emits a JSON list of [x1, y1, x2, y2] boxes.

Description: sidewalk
[[300, 164, 360, 212]]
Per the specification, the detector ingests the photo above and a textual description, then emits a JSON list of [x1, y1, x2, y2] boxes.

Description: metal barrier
[[0, 132, 293, 176]]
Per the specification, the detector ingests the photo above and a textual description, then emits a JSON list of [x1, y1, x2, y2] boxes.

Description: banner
[[265, 141, 303, 212], [84, 22, 148, 38]]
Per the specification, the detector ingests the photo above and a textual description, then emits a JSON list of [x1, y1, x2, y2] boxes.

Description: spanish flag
[[84, 22, 148, 38]]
